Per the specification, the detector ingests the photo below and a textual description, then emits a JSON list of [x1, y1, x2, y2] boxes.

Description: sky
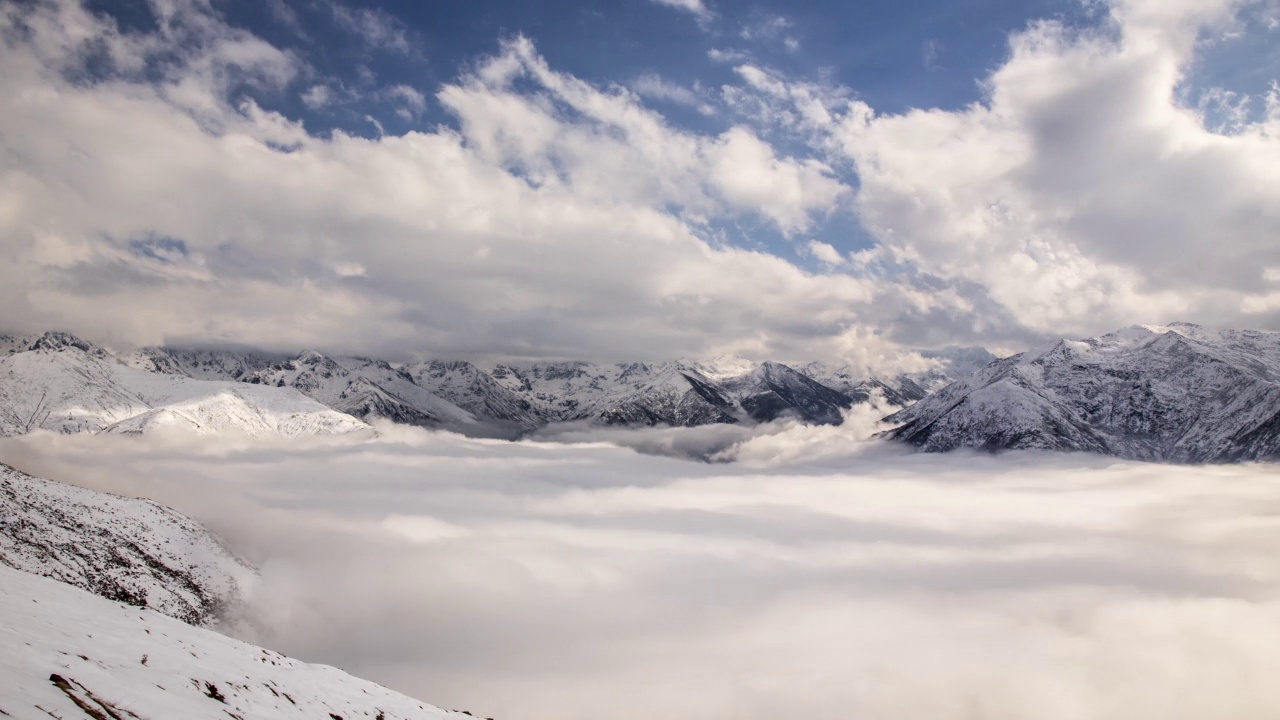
[[6, 419, 1280, 720], [1, 0, 1279, 368]]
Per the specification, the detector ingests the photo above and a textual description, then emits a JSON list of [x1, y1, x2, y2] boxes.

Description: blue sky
[[94, 0, 1113, 259], [2, 0, 1279, 363]]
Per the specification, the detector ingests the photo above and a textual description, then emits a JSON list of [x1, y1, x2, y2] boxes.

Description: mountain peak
[[27, 331, 94, 353]]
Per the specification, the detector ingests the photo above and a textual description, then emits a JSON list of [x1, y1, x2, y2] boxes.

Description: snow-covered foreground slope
[[0, 333, 369, 438], [884, 323, 1280, 462], [0, 463, 253, 625], [0, 564, 465, 720]]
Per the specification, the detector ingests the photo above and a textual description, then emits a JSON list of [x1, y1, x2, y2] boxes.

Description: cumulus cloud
[[6, 427, 1280, 720], [0, 0, 980, 370], [722, 0, 1280, 339]]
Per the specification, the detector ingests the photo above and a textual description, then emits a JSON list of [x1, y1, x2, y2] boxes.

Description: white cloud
[[301, 84, 332, 109], [632, 73, 716, 115], [721, 0, 1280, 339], [650, 0, 713, 23], [330, 3, 413, 55], [0, 3, 955, 371], [385, 83, 427, 119], [806, 239, 845, 266], [8, 427, 1280, 720]]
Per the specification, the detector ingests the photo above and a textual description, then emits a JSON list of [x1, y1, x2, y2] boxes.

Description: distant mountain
[[486, 358, 884, 427], [883, 323, 1280, 462], [0, 463, 253, 625], [0, 332, 369, 438], [907, 346, 1001, 392], [406, 359, 545, 430], [801, 361, 925, 406], [3, 330, 997, 436]]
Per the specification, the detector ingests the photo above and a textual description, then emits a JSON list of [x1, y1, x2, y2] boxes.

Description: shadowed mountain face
[[883, 323, 1280, 463]]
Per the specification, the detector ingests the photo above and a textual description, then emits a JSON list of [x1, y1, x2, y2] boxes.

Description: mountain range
[[884, 323, 1280, 462], [2, 330, 992, 438]]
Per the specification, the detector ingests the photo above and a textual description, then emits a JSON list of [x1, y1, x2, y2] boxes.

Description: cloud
[[384, 83, 427, 120], [6, 426, 1280, 720], [329, 3, 413, 55], [650, 0, 713, 23], [4, 7, 955, 370], [301, 84, 332, 109], [739, 13, 796, 48], [806, 239, 845, 266], [631, 73, 716, 115], [720, 0, 1280, 339]]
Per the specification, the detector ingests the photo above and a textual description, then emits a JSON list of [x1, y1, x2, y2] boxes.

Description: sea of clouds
[[4, 413, 1280, 720]]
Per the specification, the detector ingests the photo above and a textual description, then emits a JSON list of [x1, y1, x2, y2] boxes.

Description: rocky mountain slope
[[0, 463, 253, 626], [883, 323, 1280, 462], [0, 333, 369, 438], [6, 330, 993, 436], [0, 564, 469, 720]]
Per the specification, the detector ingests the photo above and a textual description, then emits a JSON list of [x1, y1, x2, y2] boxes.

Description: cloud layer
[[6, 425, 1280, 720], [1, 0, 1278, 364]]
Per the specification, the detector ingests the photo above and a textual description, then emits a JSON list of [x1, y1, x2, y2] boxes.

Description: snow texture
[[885, 323, 1280, 462], [5, 330, 987, 436], [0, 333, 370, 438], [0, 564, 470, 720], [0, 463, 253, 626]]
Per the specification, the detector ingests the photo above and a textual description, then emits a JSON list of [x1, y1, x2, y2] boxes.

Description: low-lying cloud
[[3, 425, 1280, 720]]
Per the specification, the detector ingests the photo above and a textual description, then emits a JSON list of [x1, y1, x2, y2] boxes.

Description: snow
[[0, 463, 254, 626], [885, 323, 1280, 461], [5, 330, 994, 436], [0, 335, 369, 438], [0, 564, 465, 720]]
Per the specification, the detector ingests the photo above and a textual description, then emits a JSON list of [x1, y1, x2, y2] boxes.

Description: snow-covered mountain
[[800, 361, 926, 407], [0, 564, 471, 720], [406, 360, 546, 430], [486, 358, 878, 427], [0, 333, 368, 438], [0, 463, 253, 626], [240, 352, 477, 428], [883, 323, 1280, 462], [5, 329, 999, 436]]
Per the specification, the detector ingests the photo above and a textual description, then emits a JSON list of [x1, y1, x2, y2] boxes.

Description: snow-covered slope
[[242, 351, 477, 428], [800, 361, 924, 406], [0, 333, 368, 438], [0, 464, 253, 626], [406, 360, 546, 429], [121, 346, 279, 381], [884, 323, 1280, 462], [101, 384, 370, 438], [487, 358, 865, 427], [0, 564, 467, 720]]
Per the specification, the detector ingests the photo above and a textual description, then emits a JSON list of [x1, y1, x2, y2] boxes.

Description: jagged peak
[[27, 330, 95, 353]]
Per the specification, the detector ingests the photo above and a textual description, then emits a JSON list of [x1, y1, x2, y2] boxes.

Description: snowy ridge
[[5, 330, 994, 436], [0, 333, 369, 438], [0, 464, 253, 626], [884, 323, 1280, 462], [240, 352, 476, 428], [0, 564, 469, 720]]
